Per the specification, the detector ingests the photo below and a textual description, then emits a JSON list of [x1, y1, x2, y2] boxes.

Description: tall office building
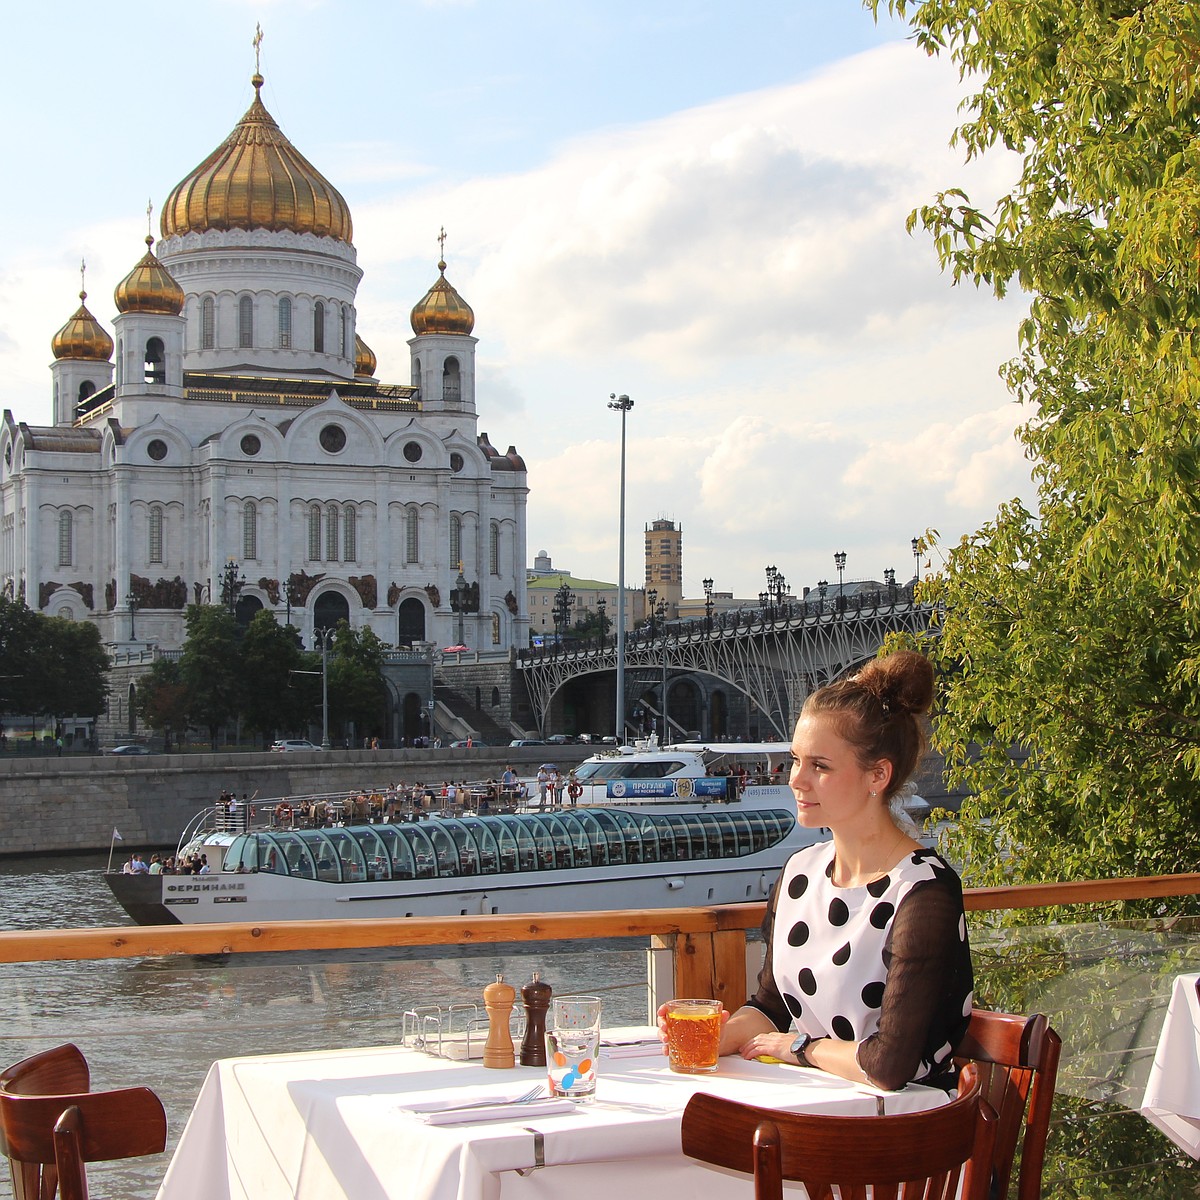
[[644, 518, 682, 617]]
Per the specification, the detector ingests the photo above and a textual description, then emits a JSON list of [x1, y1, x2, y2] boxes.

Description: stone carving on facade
[[387, 582, 401, 607], [130, 574, 188, 609], [424, 583, 441, 608], [286, 570, 325, 606], [105, 580, 116, 611], [349, 574, 377, 608], [37, 581, 94, 610], [259, 577, 281, 605], [505, 590, 519, 615]]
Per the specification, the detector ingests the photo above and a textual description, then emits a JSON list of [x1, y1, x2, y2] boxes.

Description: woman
[[667, 649, 972, 1090]]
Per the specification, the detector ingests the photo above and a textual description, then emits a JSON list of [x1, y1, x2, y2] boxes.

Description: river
[[0, 853, 651, 1198]]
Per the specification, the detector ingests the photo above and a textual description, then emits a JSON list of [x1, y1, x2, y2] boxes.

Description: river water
[[0, 853, 650, 1198]]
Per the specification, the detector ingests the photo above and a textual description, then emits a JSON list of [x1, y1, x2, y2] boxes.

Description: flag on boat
[[112, 828, 123, 841]]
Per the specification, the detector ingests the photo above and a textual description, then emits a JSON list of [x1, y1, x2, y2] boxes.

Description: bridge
[[517, 585, 940, 739]]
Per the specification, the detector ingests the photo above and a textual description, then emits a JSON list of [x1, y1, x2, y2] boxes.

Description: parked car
[[449, 739, 489, 748], [509, 739, 546, 747], [545, 734, 575, 745], [108, 744, 152, 756], [270, 739, 322, 752]]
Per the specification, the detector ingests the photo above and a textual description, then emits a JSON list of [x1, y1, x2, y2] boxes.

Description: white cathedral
[[1, 70, 530, 656]]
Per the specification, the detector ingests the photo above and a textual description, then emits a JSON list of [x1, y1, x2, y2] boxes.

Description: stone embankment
[[0, 747, 590, 857]]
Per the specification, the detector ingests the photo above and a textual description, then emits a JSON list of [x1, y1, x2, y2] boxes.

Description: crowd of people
[[120, 851, 211, 875]]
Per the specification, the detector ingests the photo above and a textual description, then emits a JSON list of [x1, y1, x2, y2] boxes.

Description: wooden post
[[654, 929, 748, 1010]]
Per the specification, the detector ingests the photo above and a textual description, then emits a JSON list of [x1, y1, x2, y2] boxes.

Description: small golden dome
[[114, 236, 185, 315], [410, 259, 475, 335], [161, 74, 353, 244], [51, 292, 113, 361], [354, 333, 377, 377]]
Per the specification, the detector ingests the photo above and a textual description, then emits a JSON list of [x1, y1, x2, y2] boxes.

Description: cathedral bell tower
[[112, 235, 186, 398], [408, 234, 477, 416], [49, 267, 114, 427]]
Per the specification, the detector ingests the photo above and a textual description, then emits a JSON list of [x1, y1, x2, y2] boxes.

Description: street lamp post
[[127, 595, 140, 641], [453, 566, 469, 647], [596, 596, 607, 648], [554, 581, 575, 644], [220, 558, 246, 617], [608, 392, 634, 742], [817, 579, 828, 607], [703, 577, 714, 632], [884, 567, 896, 602], [834, 551, 847, 613], [912, 537, 921, 589], [647, 588, 659, 638], [313, 627, 333, 750], [758, 591, 770, 618]]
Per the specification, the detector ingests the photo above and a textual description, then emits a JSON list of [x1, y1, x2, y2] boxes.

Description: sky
[[0, 0, 1033, 601]]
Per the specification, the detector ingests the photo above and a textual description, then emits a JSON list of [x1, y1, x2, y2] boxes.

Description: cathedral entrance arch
[[313, 590, 350, 631], [235, 595, 263, 628], [397, 597, 425, 646], [401, 691, 427, 745]]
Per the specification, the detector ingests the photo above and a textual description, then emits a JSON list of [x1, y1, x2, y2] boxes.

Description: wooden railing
[[3, 872, 1198, 1015]]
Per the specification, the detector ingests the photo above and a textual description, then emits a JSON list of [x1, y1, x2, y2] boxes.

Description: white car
[[270, 739, 322, 753]]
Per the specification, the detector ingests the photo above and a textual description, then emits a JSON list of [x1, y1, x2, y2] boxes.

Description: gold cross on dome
[[253, 23, 264, 74], [438, 226, 447, 260], [146, 198, 154, 240], [79, 259, 86, 298]]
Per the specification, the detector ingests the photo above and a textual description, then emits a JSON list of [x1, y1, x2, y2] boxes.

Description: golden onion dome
[[51, 292, 113, 361], [354, 333, 377, 377], [114, 236, 185, 315], [160, 73, 353, 244], [410, 259, 475, 336]]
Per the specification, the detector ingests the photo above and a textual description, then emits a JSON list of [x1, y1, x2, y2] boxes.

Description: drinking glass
[[545, 995, 601, 1102], [665, 998, 722, 1074]]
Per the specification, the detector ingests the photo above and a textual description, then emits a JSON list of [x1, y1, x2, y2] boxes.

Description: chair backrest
[[681, 1061, 997, 1200], [954, 1009, 1062, 1200], [0, 1046, 165, 1200]]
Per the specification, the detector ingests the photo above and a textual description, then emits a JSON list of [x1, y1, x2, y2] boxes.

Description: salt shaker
[[519, 972, 553, 1067], [483, 973, 516, 1069]]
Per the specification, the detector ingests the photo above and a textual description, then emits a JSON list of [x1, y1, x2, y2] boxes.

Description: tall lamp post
[[884, 567, 896, 601], [126, 595, 140, 641], [912, 537, 921, 588], [313, 627, 334, 750], [609, 392, 634, 742], [453, 565, 469, 647], [834, 551, 847, 613], [220, 558, 245, 617], [703, 577, 714, 632], [596, 596, 607, 648], [554, 581, 575, 644], [647, 588, 659, 638]]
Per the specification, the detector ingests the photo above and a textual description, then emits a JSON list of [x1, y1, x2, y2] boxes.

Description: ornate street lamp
[[817, 579, 828, 605], [912, 537, 921, 587], [758, 591, 770, 617], [597, 596, 607, 648], [609, 392, 634, 742], [126, 595, 140, 641], [284, 576, 301, 627], [453, 566, 470, 647], [834, 551, 847, 613], [884, 567, 896, 601], [703, 577, 714, 632], [554, 581, 575, 643], [313, 627, 334, 750], [647, 588, 659, 638], [220, 558, 246, 616]]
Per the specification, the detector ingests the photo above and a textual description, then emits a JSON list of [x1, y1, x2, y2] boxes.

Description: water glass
[[546, 995, 601, 1102], [665, 998, 722, 1074]]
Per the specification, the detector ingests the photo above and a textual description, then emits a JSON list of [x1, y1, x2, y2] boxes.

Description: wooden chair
[[954, 1009, 1062, 1200], [0, 1044, 166, 1200], [681, 1060, 997, 1200]]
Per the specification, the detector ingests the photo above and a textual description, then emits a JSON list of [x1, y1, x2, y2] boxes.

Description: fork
[[426, 1084, 546, 1113]]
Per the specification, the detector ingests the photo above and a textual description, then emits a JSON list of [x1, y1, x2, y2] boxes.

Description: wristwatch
[[790, 1032, 815, 1065]]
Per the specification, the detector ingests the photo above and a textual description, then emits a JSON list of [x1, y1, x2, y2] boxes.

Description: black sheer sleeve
[[743, 880, 793, 1031], [855, 878, 972, 1091]]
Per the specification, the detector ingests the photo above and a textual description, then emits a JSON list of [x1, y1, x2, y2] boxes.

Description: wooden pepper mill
[[519, 972, 553, 1067], [483, 973, 516, 1069]]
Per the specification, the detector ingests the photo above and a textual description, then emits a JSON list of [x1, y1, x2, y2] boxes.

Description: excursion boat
[[105, 742, 840, 925]]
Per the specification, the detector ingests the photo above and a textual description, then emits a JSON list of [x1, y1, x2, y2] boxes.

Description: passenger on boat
[[666, 650, 973, 1092]]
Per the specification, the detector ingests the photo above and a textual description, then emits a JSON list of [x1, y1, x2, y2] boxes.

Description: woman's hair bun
[[855, 650, 933, 717]]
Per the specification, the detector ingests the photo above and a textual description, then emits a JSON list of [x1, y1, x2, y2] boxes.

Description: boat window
[[440, 820, 482, 876], [664, 815, 696, 860], [461, 819, 500, 874], [302, 831, 343, 881], [629, 760, 686, 779], [572, 761, 619, 781], [348, 827, 392, 881], [227, 835, 256, 872], [425, 825, 462, 877], [589, 809, 627, 865], [479, 818, 518, 872], [605, 809, 642, 863], [323, 829, 368, 882], [521, 818, 556, 870], [374, 826, 415, 879], [540, 815, 575, 869], [255, 833, 289, 875], [566, 810, 607, 866], [402, 826, 437, 878], [724, 812, 753, 855], [649, 816, 676, 861], [555, 812, 594, 868], [275, 832, 316, 879], [507, 818, 540, 871]]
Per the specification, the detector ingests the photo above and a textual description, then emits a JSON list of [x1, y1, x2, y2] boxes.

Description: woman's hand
[[655, 1002, 729, 1056], [736, 1031, 799, 1062]]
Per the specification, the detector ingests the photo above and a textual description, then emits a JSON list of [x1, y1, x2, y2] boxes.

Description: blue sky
[[0, 1, 1032, 600]]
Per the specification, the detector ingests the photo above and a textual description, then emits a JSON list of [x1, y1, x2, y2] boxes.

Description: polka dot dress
[[771, 840, 972, 1080]]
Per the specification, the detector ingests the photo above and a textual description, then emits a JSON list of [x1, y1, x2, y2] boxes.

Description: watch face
[[790, 1034, 811, 1059]]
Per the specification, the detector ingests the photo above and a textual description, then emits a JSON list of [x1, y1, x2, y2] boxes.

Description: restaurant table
[[156, 1034, 949, 1200], [1141, 972, 1200, 1156]]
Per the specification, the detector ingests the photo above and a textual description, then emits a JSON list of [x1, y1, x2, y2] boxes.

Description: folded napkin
[[403, 1097, 577, 1125], [601, 1040, 664, 1060]]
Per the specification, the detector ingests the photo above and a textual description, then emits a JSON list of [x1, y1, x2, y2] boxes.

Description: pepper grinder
[[483, 973, 516, 1069], [519, 972, 553, 1067]]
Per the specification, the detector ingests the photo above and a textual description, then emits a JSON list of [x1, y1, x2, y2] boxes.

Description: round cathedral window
[[240, 433, 261, 456], [404, 441, 423, 463], [450, 452, 464, 472], [147, 439, 168, 461], [320, 424, 347, 453]]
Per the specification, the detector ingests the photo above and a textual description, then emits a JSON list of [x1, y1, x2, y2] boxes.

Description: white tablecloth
[[156, 1037, 948, 1200], [1142, 972, 1200, 1156]]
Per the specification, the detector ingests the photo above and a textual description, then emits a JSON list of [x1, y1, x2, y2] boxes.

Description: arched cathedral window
[[201, 297, 215, 349], [148, 505, 164, 564], [239, 296, 253, 348], [278, 297, 292, 349], [313, 301, 325, 353], [341, 305, 349, 356], [443, 356, 461, 403], [343, 506, 357, 562], [326, 504, 339, 562], [490, 520, 500, 576], [57, 511, 72, 568], [308, 503, 321, 560], [144, 338, 165, 385], [243, 501, 258, 562], [449, 514, 461, 569], [405, 506, 419, 564]]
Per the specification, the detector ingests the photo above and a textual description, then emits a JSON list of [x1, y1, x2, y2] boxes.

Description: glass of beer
[[665, 998, 722, 1074]]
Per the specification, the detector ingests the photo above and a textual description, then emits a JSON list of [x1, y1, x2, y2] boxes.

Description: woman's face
[[788, 712, 889, 830]]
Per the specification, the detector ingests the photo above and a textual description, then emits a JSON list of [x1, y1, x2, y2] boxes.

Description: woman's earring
[[869, 789, 877, 798]]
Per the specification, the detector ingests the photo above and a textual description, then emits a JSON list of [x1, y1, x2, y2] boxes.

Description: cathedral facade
[[1, 72, 529, 656]]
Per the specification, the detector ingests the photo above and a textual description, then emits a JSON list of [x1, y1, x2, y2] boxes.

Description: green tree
[[136, 657, 190, 750], [0, 595, 47, 723], [38, 617, 109, 727], [326, 622, 388, 743], [870, 2, 1200, 891], [240, 611, 306, 746], [179, 604, 241, 748]]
